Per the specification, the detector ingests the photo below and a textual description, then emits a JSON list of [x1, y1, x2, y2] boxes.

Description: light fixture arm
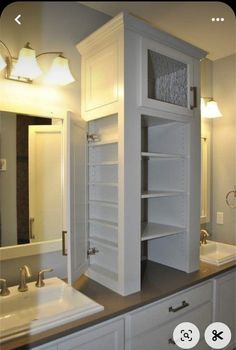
[[36, 51, 63, 59]]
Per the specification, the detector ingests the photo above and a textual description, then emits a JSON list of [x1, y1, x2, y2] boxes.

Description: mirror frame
[[0, 109, 68, 261]]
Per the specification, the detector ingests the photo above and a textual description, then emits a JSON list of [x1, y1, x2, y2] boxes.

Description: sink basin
[[200, 240, 236, 265], [0, 277, 103, 343]]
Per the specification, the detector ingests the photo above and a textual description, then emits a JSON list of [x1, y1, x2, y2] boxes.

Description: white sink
[[0, 277, 104, 343], [200, 240, 236, 265]]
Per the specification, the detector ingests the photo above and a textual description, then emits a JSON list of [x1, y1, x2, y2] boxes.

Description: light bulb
[[44, 55, 75, 86], [11, 43, 42, 80], [205, 100, 223, 118]]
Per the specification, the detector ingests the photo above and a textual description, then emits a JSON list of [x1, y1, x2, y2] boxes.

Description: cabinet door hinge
[[87, 133, 100, 143], [87, 247, 99, 256]]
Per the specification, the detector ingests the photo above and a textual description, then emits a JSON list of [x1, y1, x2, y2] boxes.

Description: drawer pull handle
[[168, 338, 176, 345], [169, 300, 189, 313], [62, 230, 67, 256], [190, 86, 197, 109]]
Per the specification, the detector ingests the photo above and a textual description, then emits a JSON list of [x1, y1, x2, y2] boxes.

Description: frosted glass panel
[[148, 50, 188, 107]]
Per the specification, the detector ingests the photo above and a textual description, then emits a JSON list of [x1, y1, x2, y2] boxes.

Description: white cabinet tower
[[76, 12, 207, 296]]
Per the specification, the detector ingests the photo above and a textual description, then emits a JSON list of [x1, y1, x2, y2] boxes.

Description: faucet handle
[[0, 278, 10, 296], [35, 268, 53, 288], [200, 229, 210, 245], [18, 265, 32, 292]]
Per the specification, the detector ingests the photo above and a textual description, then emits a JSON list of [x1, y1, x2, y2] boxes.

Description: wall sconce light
[[0, 40, 75, 86], [201, 97, 223, 118]]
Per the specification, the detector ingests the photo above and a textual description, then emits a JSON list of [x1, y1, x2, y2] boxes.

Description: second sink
[[200, 240, 236, 265]]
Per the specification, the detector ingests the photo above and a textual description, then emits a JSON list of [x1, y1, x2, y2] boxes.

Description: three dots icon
[[211, 17, 224, 21]]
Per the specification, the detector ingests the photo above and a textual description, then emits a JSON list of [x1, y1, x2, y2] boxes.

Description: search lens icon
[[183, 332, 190, 339]]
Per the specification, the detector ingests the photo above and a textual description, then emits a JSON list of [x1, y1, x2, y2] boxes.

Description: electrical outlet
[[216, 212, 224, 224], [0, 159, 7, 171]]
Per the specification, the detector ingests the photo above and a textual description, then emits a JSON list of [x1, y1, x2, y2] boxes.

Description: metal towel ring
[[226, 186, 236, 209]]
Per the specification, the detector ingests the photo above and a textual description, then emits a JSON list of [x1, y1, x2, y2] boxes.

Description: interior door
[[64, 113, 88, 284], [28, 125, 63, 243]]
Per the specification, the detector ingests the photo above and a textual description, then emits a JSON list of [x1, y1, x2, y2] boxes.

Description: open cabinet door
[[64, 112, 88, 284]]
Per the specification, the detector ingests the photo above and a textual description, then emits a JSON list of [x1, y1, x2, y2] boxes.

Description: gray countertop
[[2, 260, 236, 350]]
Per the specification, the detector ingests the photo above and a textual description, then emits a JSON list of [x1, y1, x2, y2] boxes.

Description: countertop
[[2, 260, 236, 350]]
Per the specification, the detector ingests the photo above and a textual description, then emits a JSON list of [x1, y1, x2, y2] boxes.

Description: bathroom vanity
[[1, 261, 235, 350]]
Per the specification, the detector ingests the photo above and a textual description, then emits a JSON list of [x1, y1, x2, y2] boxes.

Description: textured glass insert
[[148, 50, 188, 107]]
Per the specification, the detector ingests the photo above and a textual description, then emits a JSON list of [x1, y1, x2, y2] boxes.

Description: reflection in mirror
[[0, 112, 63, 248]]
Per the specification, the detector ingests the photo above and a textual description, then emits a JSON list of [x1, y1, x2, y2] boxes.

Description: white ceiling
[[80, 1, 236, 60]]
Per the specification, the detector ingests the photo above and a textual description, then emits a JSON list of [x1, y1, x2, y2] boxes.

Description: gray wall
[[0, 2, 110, 285], [211, 54, 236, 244]]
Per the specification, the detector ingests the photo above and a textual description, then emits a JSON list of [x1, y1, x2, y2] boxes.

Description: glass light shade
[[200, 98, 207, 117], [205, 100, 223, 118], [11, 45, 42, 80], [44, 55, 75, 86], [0, 54, 7, 71]]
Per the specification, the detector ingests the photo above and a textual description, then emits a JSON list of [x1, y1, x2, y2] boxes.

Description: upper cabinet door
[[140, 38, 196, 116], [64, 113, 88, 285], [80, 39, 122, 121]]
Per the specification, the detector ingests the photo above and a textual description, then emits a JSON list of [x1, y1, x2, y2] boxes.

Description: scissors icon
[[212, 329, 224, 341]]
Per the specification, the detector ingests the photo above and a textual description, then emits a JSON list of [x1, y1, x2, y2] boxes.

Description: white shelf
[[89, 218, 118, 229], [88, 139, 118, 147], [90, 236, 118, 249], [89, 182, 118, 187], [89, 200, 118, 208], [88, 264, 118, 282], [141, 222, 185, 241], [141, 152, 185, 159], [88, 161, 118, 166], [141, 190, 184, 199]]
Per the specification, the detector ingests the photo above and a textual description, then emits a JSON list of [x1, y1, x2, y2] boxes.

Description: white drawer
[[128, 281, 212, 337], [126, 301, 212, 350]]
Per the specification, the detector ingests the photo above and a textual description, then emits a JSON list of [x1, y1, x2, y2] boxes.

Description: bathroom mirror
[[200, 56, 236, 245], [0, 111, 63, 253]]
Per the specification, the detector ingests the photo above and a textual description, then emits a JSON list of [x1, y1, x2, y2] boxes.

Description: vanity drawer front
[[57, 318, 124, 350], [129, 281, 212, 337], [126, 301, 212, 350]]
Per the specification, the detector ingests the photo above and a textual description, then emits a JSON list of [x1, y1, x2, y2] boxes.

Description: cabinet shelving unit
[[141, 152, 185, 159], [89, 182, 118, 187], [141, 190, 185, 199], [87, 114, 119, 291], [88, 139, 119, 147], [141, 222, 185, 241], [89, 218, 118, 229], [141, 114, 190, 271], [89, 235, 118, 249], [88, 200, 118, 208], [76, 12, 205, 295]]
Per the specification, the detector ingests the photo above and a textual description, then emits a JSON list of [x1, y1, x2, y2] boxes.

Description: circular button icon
[[173, 322, 200, 349], [204, 322, 231, 349]]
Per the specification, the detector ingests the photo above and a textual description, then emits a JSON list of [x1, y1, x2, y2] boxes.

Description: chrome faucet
[[200, 229, 209, 245], [0, 278, 10, 296], [18, 265, 32, 292], [35, 268, 53, 288]]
